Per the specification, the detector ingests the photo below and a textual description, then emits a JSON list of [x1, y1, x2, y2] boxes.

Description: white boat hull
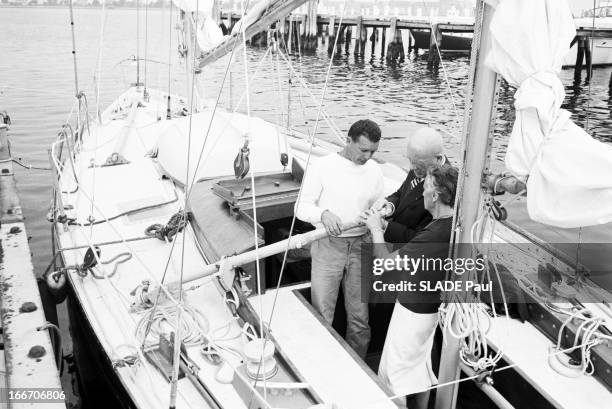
[[52, 86, 400, 409], [563, 37, 612, 67]]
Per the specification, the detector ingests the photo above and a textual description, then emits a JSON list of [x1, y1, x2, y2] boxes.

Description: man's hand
[[321, 210, 343, 236], [482, 171, 527, 195], [371, 198, 395, 217], [360, 209, 385, 233]]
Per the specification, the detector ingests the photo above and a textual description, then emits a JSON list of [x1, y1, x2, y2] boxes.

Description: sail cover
[[155, 109, 289, 185], [485, 0, 612, 228]]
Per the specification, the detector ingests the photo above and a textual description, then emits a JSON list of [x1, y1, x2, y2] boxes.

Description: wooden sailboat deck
[[252, 283, 397, 409], [488, 317, 611, 409]]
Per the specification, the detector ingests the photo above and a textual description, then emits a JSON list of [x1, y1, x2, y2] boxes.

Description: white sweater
[[295, 153, 384, 237]]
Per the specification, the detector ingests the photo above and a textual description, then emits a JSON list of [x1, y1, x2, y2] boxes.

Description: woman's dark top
[[393, 217, 453, 314]]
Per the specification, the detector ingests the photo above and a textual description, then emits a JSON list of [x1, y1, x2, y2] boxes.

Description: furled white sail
[[198, 0, 310, 68], [173, 0, 224, 52], [485, 0, 612, 228], [196, 15, 225, 51], [230, 0, 274, 35]]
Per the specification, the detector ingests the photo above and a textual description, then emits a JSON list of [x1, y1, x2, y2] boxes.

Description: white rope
[[378, 338, 602, 404], [135, 303, 210, 348], [69, 228, 198, 409]]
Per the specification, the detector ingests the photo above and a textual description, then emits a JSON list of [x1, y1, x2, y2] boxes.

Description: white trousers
[[378, 303, 438, 396]]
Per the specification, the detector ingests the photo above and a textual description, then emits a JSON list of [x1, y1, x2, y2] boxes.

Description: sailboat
[[47, 1, 404, 408], [434, 1, 612, 409], [562, 1, 612, 67], [47, 0, 612, 408]]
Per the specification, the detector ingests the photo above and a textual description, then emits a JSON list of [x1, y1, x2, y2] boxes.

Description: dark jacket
[[384, 169, 432, 244]]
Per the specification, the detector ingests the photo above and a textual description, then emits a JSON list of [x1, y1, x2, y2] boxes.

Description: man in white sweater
[[296, 119, 385, 358]]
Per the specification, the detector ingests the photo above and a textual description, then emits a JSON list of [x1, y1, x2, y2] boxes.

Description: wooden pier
[[220, 11, 474, 65], [219, 11, 612, 71], [0, 116, 65, 408]]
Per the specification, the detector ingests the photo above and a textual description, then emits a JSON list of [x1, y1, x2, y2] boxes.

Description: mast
[[434, 1, 499, 408], [181, 8, 206, 111], [136, 0, 141, 86], [68, 0, 79, 97], [183, 10, 195, 109]]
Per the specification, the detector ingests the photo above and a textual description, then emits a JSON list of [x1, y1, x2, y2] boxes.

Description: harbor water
[[1, 6, 611, 291]]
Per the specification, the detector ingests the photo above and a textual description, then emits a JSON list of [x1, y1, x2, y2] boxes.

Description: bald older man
[[380, 128, 448, 243]]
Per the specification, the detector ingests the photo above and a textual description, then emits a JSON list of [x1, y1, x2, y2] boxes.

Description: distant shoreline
[[0, 4, 164, 9]]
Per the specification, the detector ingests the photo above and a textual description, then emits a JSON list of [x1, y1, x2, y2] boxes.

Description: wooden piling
[[327, 15, 335, 54], [428, 23, 442, 66], [354, 15, 363, 57], [337, 24, 346, 54], [345, 26, 352, 55], [303, 0, 319, 51], [359, 24, 367, 56], [407, 29, 413, 51], [299, 14, 306, 50], [370, 28, 377, 56], [386, 17, 403, 62], [584, 38, 593, 79], [278, 16, 286, 45], [575, 37, 585, 78], [288, 18, 293, 54], [380, 27, 386, 58]]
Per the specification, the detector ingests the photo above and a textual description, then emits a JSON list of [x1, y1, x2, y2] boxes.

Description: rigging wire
[[169, 3, 202, 407], [167, 0, 173, 119], [136, 0, 141, 86], [94, 0, 108, 122], [277, 51, 345, 143], [265, 0, 349, 334], [420, 0, 462, 136], [89, 0, 109, 242], [235, 0, 270, 400], [144, 0, 149, 91], [142, 0, 258, 351], [573, 0, 598, 274]]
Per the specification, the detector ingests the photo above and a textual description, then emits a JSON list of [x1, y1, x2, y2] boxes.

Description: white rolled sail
[[485, 0, 612, 228]]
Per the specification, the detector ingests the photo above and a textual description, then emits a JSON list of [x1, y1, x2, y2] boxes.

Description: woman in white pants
[[362, 164, 458, 409]]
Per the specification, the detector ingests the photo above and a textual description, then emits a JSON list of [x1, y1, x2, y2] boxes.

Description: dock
[[0, 115, 64, 408], [218, 11, 612, 71]]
